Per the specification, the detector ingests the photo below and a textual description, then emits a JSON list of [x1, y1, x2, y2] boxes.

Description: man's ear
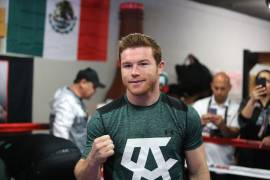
[[210, 82, 214, 91], [158, 60, 165, 74], [228, 83, 232, 91]]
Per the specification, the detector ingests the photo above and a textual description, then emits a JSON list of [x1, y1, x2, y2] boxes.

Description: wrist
[[88, 151, 102, 167], [249, 97, 257, 105], [217, 119, 225, 128]]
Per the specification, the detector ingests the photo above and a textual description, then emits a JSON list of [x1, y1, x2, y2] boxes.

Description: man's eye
[[122, 64, 132, 68], [139, 62, 148, 66]]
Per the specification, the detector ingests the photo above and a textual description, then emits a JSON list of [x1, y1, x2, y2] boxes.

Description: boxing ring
[[0, 122, 49, 134], [203, 136, 270, 179], [1, 123, 270, 179]]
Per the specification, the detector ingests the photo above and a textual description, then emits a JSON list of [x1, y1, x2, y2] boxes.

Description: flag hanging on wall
[[7, 0, 110, 61]]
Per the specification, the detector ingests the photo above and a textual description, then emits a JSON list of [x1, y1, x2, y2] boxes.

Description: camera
[[208, 108, 217, 115], [256, 77, 267, 97], [256, 77, 267, 87]]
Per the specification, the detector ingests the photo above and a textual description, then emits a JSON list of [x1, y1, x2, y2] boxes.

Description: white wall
[[143, 0, 270, 78], [143, 0, 270, 99], [4, 0, 270, 122]]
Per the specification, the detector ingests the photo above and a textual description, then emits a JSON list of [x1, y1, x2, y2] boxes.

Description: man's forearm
[[74, 158, 101, 180], [218, 121, 239, 138], [241, 99, 256, 119], [189, 170, 210, 180]]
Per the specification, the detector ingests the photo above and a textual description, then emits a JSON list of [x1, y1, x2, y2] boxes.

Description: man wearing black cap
[[49, 67, 105, 153]]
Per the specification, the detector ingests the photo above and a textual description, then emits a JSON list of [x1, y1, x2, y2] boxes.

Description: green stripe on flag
[[7, 0, 46, 56]]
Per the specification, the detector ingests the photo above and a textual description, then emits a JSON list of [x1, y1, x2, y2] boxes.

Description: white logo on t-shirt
[[121, 137, 177, 180]]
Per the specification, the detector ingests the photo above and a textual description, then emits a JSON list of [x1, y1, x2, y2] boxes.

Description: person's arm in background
[[50, 99, 74, 139], [261, 136, 270, 148], [241, 85, 265, 119], [206, 112, 239, 138], [185, 145, 210, 180], [74, 135, 114, 180]]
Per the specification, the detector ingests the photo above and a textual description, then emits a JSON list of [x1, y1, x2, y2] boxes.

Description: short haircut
[[118, 33, 162, 64], [212, 72, 231, 86]]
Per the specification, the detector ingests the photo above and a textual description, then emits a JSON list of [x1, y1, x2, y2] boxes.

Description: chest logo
[[121, 137, 177, 180]]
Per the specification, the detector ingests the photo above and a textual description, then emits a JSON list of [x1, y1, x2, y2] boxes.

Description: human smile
[[129, 80, 145, 84]]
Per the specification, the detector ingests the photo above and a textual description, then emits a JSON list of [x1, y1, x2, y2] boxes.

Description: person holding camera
[[237, 69, 270, 172], [192, 72, 240, 180]]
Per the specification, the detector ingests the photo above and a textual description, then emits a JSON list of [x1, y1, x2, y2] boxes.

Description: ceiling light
[[266, 0, 270, 9]]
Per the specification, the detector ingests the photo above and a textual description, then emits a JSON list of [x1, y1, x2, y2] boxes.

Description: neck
[[213, 97, 227, 106], [69, 84, 81, 98], [126, 86, 161, 106]]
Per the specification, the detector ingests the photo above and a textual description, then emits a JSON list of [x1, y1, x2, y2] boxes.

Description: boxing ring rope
[[1, 123, 270, 178], [203, 136, 270, 179], [203, 136, 270, 150], [0, 123, 49, 133], [208, 164, 270, 179]]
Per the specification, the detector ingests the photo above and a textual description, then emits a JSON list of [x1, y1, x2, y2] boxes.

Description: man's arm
[[216, 118, 239, 138], [185, 144, 210, 180], [50, 99, 75, 139], [74, 158, 101, 180], [207, 114, 239, 138], [241, 85, 265, 119], [74, 135, 114, 180]]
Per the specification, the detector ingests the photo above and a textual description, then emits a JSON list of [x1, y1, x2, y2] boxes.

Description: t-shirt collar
[[211, 95, 229, 107]]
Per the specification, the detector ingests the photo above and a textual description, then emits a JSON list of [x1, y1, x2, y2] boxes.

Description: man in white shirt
[[50, 67, 105, 153], [193, 72, 239, 180]]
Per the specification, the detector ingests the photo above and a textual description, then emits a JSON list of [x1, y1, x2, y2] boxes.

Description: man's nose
[[216, 89, 223, 95], [131, 65, 139, 75]]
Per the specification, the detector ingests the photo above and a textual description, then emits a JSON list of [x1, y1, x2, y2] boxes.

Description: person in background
[[74, 33, 210, 180], [0, 104, 7, 123], [192, 72, 240, 180], [49, 67, 105, 153], [238, 69, 270, 174], [159, 71, 169, 93]]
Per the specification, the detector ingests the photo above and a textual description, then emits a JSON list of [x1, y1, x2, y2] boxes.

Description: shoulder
[[97, 96, 127, 114], [193, 96, 210, 106], [51, 87, 78, 106], [160, 93, 188, 112], [192, 96, 211, 110], [228, 99, 240, 108], [54, 87, 73, 99]]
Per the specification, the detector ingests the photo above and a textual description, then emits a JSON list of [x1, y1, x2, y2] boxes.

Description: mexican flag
[[7, 0, 110, 61]]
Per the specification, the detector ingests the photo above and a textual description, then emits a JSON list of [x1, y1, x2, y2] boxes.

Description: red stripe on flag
[[78, 0, 110, 61]]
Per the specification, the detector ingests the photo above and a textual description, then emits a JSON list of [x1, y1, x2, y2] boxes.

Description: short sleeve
[[81, 111, 106, 159], [184, 106, 203, 151]]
